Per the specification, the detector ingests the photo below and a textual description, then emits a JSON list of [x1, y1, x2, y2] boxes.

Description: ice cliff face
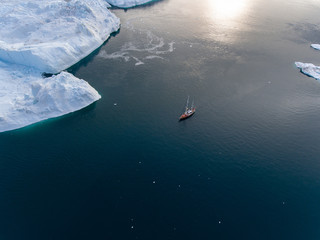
[[0, 0, 120, 74], [0, 61, 101, 132], [106, 0, 156, 8]]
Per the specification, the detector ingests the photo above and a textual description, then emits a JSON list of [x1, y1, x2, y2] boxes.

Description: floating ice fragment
[[144, 55, 164, 60], [295, 62, 320, 80], [133, 57, 144, 66], [311, 44, 320, 51], [98, 30, 174, 65]]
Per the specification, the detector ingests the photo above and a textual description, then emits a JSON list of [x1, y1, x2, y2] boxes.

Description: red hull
[[179, 108, 196, 121]]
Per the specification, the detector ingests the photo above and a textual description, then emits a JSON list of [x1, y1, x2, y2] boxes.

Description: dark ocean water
[[1, 0, 320, 239]]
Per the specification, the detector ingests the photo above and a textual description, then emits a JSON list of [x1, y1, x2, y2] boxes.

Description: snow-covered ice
[[106, 0, 157, 8], [0, 0, 155, 132], [0, 0, 120, 74], [295, 62, 320, 80], [0, 61, 101, 132]]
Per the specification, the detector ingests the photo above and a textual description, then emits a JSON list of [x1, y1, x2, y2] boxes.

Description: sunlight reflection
[[208, 0, 248, 21]]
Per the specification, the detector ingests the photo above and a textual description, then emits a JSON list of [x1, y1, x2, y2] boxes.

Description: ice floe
[[295, 62, 320, 80], [296, 43, 320, 80], [311, 44, 320, 51]]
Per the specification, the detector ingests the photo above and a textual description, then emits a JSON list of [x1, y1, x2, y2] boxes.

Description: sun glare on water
[[208, 0, 249, 21]]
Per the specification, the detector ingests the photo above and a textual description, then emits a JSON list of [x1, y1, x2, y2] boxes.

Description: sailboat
[[179, 96, 196, 121]]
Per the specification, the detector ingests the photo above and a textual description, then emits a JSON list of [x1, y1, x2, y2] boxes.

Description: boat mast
[[186, 96, 189, 112]]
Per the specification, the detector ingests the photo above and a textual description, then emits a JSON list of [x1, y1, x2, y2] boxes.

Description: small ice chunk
[[311, 44, 320, 51], [135, 61, 144, 66], [295, 62, 320, 80]]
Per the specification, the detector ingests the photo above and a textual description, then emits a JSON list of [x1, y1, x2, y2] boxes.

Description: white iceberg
[[0, 0, 120, 74], [106, 0, 157, 8], [0, 0, 156, 132], [0, 61, 101, 133], [295, 62, 320, 80], [0, 0, 118, 132]]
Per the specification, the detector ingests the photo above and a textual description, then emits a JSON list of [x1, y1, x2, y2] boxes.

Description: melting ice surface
[[0, 0, 154, 132]]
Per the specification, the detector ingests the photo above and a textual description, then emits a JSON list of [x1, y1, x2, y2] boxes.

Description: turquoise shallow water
[[1, 0, 320, 239]]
